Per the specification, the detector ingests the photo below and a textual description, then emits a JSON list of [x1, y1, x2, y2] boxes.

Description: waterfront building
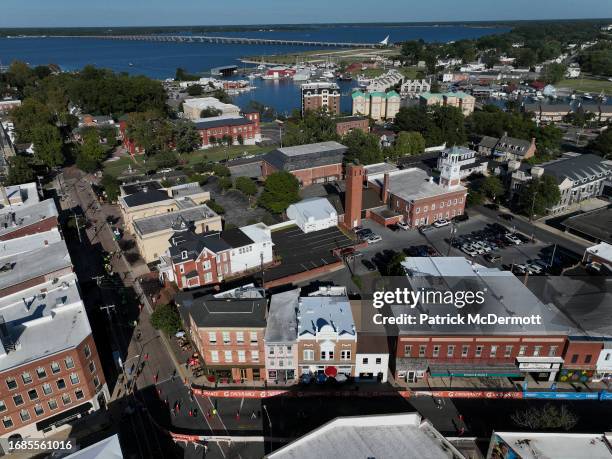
[[523, 103, 571, 124], [194, 112, 261, 148], [351, 90, 400, 121], [300, 82, 340, 115], [400, 79, 431, 97], [419, 92, 475, 116]]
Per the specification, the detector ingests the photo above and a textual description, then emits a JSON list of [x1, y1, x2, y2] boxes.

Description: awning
[[36, 402, 92, 431], [324, 366, 338, 377], [429, 364, 521, 378]]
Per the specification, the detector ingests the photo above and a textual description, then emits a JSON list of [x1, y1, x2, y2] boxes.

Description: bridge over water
[[60, 34, 385, 49]]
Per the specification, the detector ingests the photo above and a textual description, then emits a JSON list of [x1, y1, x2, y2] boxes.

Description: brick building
[[0, 274, 108, 438], [301, 82, 340, 115], [261, 141, 346, 187], [176, 294, 267, 382], [334, 116, 369, 137], [194, 113, 261, 148]]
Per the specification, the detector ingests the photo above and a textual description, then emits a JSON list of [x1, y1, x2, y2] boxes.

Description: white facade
[[438, 146, 487, 180], [182, 97, 241, 120], [286, 198, 338, 233], [231, 223, 274, 273], [594, 344, 612, 382], [355, 352, 389, 382], [400, 79, 431, 96]]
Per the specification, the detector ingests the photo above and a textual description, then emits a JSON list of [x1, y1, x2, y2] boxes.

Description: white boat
[[293, 69, 311, 81], [583, 93, 593, 100], [357, 75, 371, 87], [322, 70, 335, 79]]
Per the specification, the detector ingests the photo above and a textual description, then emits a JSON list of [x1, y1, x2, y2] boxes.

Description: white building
[[437, 146, 488, 180], [566, 65, 581, 78], [182, 97, 241, 120], [264, 289, 300, 384], [594, 343, 612, 382], [400, 79, 431, 97], [0, 182, 40, 209], [229, 223, 274, 274], [355, 336, 389, 382], [286, 198, 338, 233]]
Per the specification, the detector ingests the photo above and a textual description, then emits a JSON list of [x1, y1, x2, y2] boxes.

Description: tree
[[205, 199, 225, 214], [235, 176, 257, 196], [150, 304, 183, 336], [516, 175, 561, 218], [343, 129, 384, 165], [511, 404, 578, 431], [534, 124, 562, 158], [589, 130, 612, 159], [515, 48, 537, 68], [200, 107, 222, 118], [6, 156, 34, 185], [101, 173, 120, 202], [394, 105, 466, 147], [237, 134, 244, 145], [187, 84, 203, 96], [480, 176, 505, 202], [390, 131, 426, 158], [173, 120, 201, 153], [76, 130, 106, 173], [211, 89, 232, 104], [542, 63, 566, 84], [282, 109, 339, 147], [31, 124, 64, 167], [175, 67, 199, 81], [125, 111, 172, 155], [258, 171, 300, 213], [466, 190, 484, 207], [217, 176, 233, 191], [151, 150, 178, 169], [10, 98, 54, 142], [386, 252, 407, 276]]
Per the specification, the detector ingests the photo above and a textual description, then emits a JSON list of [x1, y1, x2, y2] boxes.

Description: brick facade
[[262, 162, 343, 187], [335, 118, 369, 137], [0, 217, 58, 242], [198, 112, 260, 148]]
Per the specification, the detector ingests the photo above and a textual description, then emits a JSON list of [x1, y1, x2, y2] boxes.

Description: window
[[208, 332, 217, 344], [57, 379, 66, 390], [585, 354, 592, 364], [94, 376, 101, 389], [75, 389, 84, 400], [84, 344, 91, 359], [502, 345, 512, 357], [303, 350, 314, 361], [62, 394, 71, 405], [250, 332, 258, 344], [321, 351, 334, 360], [415, 207, 420, 214], [12, 394, 23, 406], [376, 357, 382, 365], [42, 383, 52, 396], [203, 260, 211, 270], [419, 345, 426, 357], [222, 332, 230, 344], [475, 346, 483, 357], [48, 399, 58, 410], [362, 358, 369, 364], [27, 389, 38, 401], [19, 409, 30, 422], [89, 361, 96, 374], [34, 404, 44, 416], [36, 367, 47, 379], [533, 346, 542, 357], [21, 372, 32, 385], [6, 378, 17, 390], [236, 332, 244, 344], [462, 345, 469, 357], [606, 353, 611, 361], [2, 417, 13, 429], [548, 346, 558, 357], [181, 250, 188, 260], [70, 373, 80, 385], [518, 345, 527, 357], [431, 203, 435, 210], [224, 351, 232, 362], [571, 354, 579, 364], [341, 350, 351, 361], [251, 351, 259, 362], [404, 345, 412, 356], [65, 356, 75, 369], [51, 362, 60, 374], [238, 350, 246, 363], [210, 351, 219, 363], [423, 206, 428, 212], [0, 401, 5, 413], [490, 345, 498, 358], [447, 345, 455, 357], [433, 345, 440, 357]]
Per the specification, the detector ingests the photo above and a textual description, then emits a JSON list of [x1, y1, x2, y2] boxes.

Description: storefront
[[267, 369, 295, 383], [516, 356, 563, 382], [395, 358, 428, 383], [428, 364, 522, 379]]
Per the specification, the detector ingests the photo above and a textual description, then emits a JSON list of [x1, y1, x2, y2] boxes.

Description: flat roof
[[392, 257, 578, 336], [121, 188, 172, 208], [368, 168, 466, 202], [297, 293, 355, 339], [193, 115, 253, 130], [0, 228, 62, 258], [0, 274, 91, 371], [265, 289, 300, 343], [276, 141, 346, 158], [133, 204, 217, 236], [177, 295, 267, 329], [562, 207, 612, 244], [267, 413, 462, 459], [586, 242, 612, 264], [491, 431, 612, 459], [0, 198, 58, 238], [287, 197, 337, 221], [363, 162, 399, 176]]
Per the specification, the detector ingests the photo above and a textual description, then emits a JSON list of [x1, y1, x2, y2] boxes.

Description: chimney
[[382, 173, 390, 204]]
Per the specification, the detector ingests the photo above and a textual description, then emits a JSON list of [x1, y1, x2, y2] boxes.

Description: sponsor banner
[[523, 391, 599, 400], [410, 390, 523, 399], [193, 389, 290, 398], [170, 432, 203, 442]]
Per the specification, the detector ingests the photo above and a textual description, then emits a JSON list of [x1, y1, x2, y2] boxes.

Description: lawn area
[[103, 155, 146, 177], [179, 144, 272, 165], [557, 78, 612, 95]]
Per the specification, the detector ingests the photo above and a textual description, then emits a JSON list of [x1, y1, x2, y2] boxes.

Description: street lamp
[[447, 222, 457, 256]]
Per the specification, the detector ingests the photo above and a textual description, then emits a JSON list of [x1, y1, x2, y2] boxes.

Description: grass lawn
[[103, 155, 146, 177], [179, 144, 272, 165], [557, 78, 612, 95]]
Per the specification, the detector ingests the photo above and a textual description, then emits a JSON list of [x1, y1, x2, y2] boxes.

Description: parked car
[[484, 253, 502, 263], [499, 213, 514, 221], [461, 245, 478, 257], [453, 213, 469, 223], [433, 219, 450, 228], [361, 259, 377, 271], [356, 228, 373, 239], [366, 234, 382, 244], [397, 221, 410, 231], [505, 233, 522, 245], [419, 225, 435, 234]]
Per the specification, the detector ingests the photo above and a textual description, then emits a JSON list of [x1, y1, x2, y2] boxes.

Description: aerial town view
[[1, 0, 612, 458]]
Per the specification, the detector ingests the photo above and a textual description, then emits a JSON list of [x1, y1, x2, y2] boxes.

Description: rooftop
[[176, 295, 267, 329], [368, 168, 466, 202], [0, 198, 58, 238], [263, 141, 346, 172], [562, 207, 612, 244], [120, 180, 162, 196], [287, 197, 337, 222], [121, 188, 172, 208], [363, 162, 399, 176], [0, 274, 91, 372], [182, 97, 240, 113], [541, 153, 611, 185], [266, 413, 463, 459], [297, 291, 355, 339], [265, 289, 300, 344], [132, 204, 218, 236], [0, 228, 62, 259], [193, 115, 254, 130], [0, 182, 39, 209], [490, 431, 612, 459]]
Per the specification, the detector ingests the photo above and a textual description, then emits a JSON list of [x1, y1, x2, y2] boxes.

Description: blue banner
[[523, 391, 599, 400]]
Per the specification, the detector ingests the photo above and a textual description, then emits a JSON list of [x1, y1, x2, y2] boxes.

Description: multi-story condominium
[[523, 103, 571, 124], [300, 82, 340, 115], [264, 289, 300, 384], [366, 69, 403, 93], [297, 287, 357, 379], [437, 146, 488, 179], [419, 91, 475, 116], [159, 222, 274, 290], [194, 112, 261, 148], [261, 141, 346, 187], [400, 79, 431, 97], [177, 294, 267, 382], [351, 90, 400, 121]]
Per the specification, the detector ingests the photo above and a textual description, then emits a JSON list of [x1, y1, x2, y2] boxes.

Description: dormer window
[[181, 250, 188, 260]]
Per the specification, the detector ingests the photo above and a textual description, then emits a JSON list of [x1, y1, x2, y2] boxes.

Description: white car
[[461, 245, 478, 257], [505, 234, 522, 245], [366, 234, 382, 244], [433, 219, 450, 228], [473, 242, 492, 253], [397, 221, 410, 231]]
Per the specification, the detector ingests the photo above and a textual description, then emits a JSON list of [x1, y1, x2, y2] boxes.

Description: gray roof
[[391, 257, 579, 336], [542, 153, 611, 185], [133, 204, 217, 236], [0, 199, 58, 238], [265, 289, 300, 343], [177, 295, 267, 329], [494, 135, 532, 157], [263, 141, 346, 172], [297, 294, 355, 338], [122, 188, 171, 208], [478, 135, 499, 149], [368, 168, 466, 202], [193, 116, 253, 130], [562, 207, 612, 244], [120, 180, 162, 196]]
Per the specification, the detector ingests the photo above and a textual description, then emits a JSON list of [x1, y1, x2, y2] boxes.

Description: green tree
[[205, 199, 225, 214], [200, 107, 222, 118], [10, 98, 54, 142], [151, 150, 178, 169], [480, 176, 505, 202], [390, 131, 426, 158], [101, 173, 120, 202], [343, 129, 384, 165], [76, 130, 106, 172], [173, 120, 201, 153], [589, 130, 612, 159], [212, 89, 232, 104], [516, 175, 561, 218], [282, 109, 339, 147], [217, 176, 233, 191], [187, 84, 203, 96], [386, 252, 407, 276], [31, 124, 64, 167], [150, 304, 183, 336], [466, 190, 484, 207], [175, 67, 199, 81], [542, 63, 566, 84], [258, 171, 300, 213], [515, 48, 538, 68], [235, 176, 257, 196], [6, 156, 35, 185], [125, 111, 173, 156]]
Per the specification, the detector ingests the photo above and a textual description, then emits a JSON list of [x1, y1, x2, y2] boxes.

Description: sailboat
[[380, 35, 390, 46]]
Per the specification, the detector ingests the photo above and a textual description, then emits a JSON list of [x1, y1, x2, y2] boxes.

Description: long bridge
[[59, 34, 385, 49]]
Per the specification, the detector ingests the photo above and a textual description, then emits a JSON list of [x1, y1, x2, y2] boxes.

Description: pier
[[58, 34, 385, 49]]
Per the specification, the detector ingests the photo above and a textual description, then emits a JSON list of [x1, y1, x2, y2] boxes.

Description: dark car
[[453, 212, 469, 223], [499, 213, 514, 221], [484, 253, 502, 263], [388, 224, 400, 232], [361, 259, 377, 271], [485, 203, 500, 211]]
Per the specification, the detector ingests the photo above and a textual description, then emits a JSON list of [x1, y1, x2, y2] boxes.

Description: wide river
[[0, 24, 509, 113]]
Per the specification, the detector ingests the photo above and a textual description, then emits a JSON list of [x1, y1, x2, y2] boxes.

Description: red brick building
[[261, 141, 346, 187], [195, 113, 261, 148], [335, 116, 369, 137], [343, 164, 364, 230], [301, 82, 341, 115], [176, 295, 267, 382], [118, 120, 144, 156]]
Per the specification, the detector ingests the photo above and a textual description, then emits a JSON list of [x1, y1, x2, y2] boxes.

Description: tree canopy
[[282, 109, 339, 147], [343, 129, 384, 165], [173, 120, 201, 154], [516, 175, 561, 218], [394, 105, 466, 147], [150, 304, 183, 336], [388, 131, 426, 158], [258, 171, 301, 213]]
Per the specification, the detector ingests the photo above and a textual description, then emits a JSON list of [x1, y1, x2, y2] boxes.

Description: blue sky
[[2, 0, 612, 27]]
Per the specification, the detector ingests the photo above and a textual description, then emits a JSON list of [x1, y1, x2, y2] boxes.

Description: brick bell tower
[[343, 164, 364, 229]]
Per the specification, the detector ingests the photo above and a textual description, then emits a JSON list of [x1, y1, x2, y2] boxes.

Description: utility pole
[[73, 212, 82, 243], [100, 304, 116, 321]]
